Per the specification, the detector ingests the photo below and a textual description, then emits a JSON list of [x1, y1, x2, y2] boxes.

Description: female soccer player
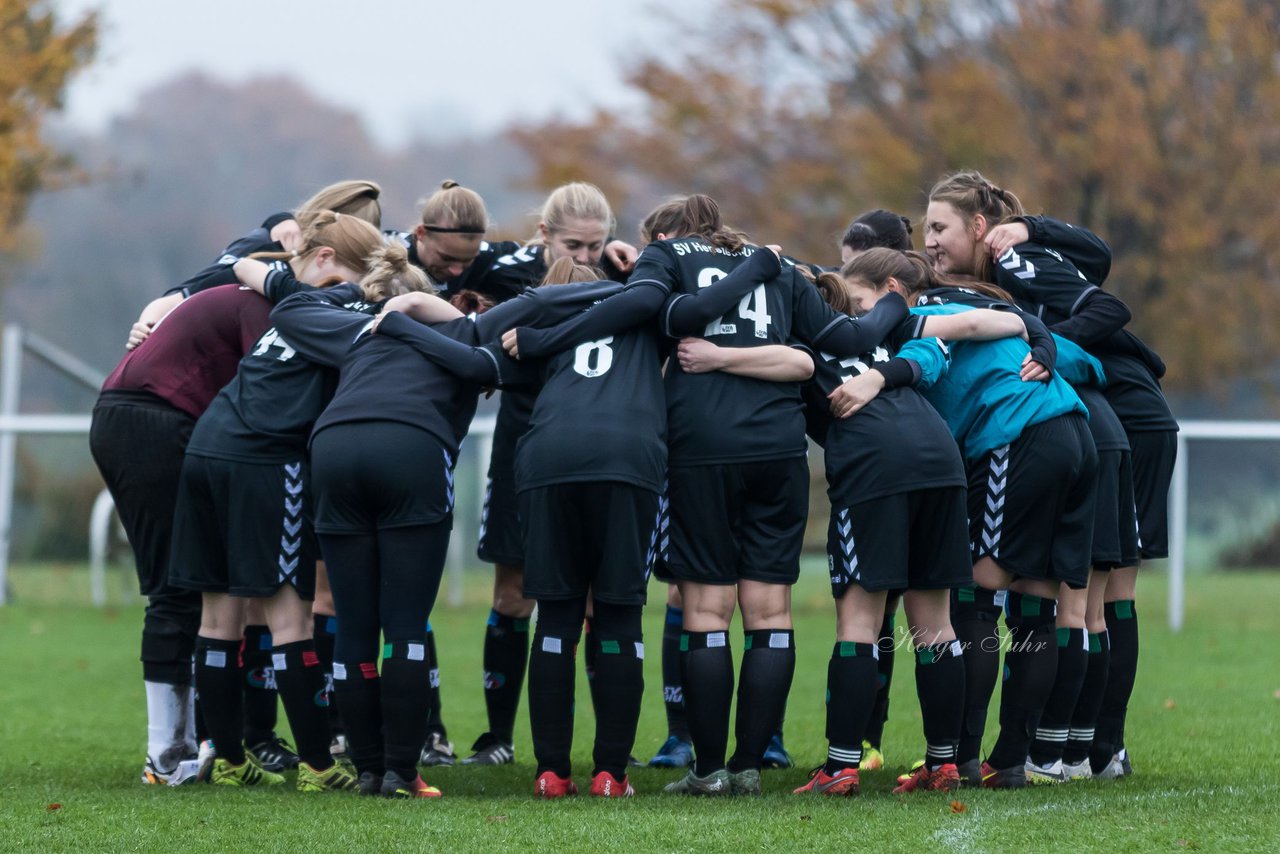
[[839, 208, 915, 264], [381, 179, 636, 766], [840, 248, 1101, 789], [926, 171, 1175, 778], [459, 182, 629, 767], [167, 212, 389, 791], [831, 207, 917, 773]]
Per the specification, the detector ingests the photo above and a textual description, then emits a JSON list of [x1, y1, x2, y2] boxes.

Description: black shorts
[[169, 455, 317, 599], [89, 392, 195, 597], [1090, 449, 1141, 570], [311, 422, 454, 533], [477, 476, 523, 565], [665, 458, 809, 586], [968, 414, 1097, 588], [1129, 429, 1176, 560], [827, 487, 972, 596], [519, 482, 659, 605]]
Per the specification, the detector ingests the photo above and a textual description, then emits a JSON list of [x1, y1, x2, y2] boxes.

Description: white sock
[[145, 681, 196, 770]]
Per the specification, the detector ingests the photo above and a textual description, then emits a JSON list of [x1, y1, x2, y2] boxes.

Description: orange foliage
[[0, 0, 97, 256]]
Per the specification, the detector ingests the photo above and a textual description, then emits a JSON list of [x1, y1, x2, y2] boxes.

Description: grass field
[[1, 562, 1278, 852]]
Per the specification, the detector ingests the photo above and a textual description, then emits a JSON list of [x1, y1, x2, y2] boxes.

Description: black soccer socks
[[728, 629, 795, 774], [271, 639, 333, 769], [482, 609, 530, 743], [1030, 627, 1088, 766], [682, 630, 735, 777], [195, 636, 245, 765], [952, 585, 1002, 765], [916, 639, 965, 769], [823, 641, 877, 772], [988, 592, 1059, 770]]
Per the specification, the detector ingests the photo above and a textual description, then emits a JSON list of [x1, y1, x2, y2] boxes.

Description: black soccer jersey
[[311, 317, 489, 456], [988, 221, 1178, 433], [185, 283, 377, 463], [806, 325, 964, 506], [484, 241, 633, 288], [626, 239, 909, 466], [384, 231, 521, 302], [352, 277, 626, 387], [1023, 304, 1177, 433], [992, 242, 1134, 348], [470, 244, 549, 477], [515, 325, 667, 494]]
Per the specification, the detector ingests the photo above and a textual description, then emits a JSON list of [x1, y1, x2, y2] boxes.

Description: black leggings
[[90, 392, 201, 684], [320, 524, 452, 661]]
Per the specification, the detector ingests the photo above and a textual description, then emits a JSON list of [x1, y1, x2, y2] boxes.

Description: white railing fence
[[0, 324, 103, 605], [0, 321, 1271, 630]]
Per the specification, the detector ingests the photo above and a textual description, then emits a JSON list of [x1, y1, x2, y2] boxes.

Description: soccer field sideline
[[1, 564, 1277, 851]]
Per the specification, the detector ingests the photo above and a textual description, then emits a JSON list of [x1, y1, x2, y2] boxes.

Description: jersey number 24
[[698, 267, 771, 339]]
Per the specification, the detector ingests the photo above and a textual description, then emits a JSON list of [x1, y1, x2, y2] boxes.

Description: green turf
[[1, 563, 1277, 852]]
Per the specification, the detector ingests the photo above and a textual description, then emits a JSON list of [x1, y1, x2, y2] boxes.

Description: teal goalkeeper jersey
[[909, 303, 1095, 462]]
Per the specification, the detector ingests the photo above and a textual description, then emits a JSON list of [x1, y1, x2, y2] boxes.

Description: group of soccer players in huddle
[[89, 171, 1175, 799]]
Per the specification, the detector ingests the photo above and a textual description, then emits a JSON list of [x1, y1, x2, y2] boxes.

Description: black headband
[[423, 224, 486, 235]]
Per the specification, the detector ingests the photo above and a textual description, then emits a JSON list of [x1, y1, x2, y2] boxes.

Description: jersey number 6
[[573, 337, 615, 378]]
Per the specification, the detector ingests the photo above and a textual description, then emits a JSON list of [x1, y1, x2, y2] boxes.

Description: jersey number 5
[[698, 267, 772, 339]]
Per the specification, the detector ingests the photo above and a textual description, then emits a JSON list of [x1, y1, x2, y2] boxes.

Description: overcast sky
[[56, 0, 698, 146]]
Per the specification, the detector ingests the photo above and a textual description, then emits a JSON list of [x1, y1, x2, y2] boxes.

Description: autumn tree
[[0, 0, 96, 260], [512, 0, 1280, 393]]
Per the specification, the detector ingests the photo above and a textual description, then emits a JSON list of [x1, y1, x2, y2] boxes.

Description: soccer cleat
[[589, 771, 635, 798], [459, 732, 515, 765], [892, 763, 961, 794], [859, 741, 884, 772], [141, 756, 201, 787], [210, 755, 285, 786], [663, 768, 730, 796], [248, 735, 300, 773], [793, 766, 859, 796], [420, 731, 456, 767], [1024, 758, 1069, 785], [357, 772, 383, 796], [534, 771, 578, 798], [760, 733, 794, 769], [381, 770, 442, 799], [728, 767, 761, 796], [1117, 748, 1133, 776], [1095, 754, 1127, 780], [648, 735, 695, 768], [195, 739, 217, 783], [896, 759, 926, 786], [956, 758, 983, 788], [980, 761, 1027, 789], [297, 761, 360, 792], [1061, 758, 1093, 781]]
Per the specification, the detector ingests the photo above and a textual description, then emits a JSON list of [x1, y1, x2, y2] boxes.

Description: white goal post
[[1165, 420, 1280, 631]]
